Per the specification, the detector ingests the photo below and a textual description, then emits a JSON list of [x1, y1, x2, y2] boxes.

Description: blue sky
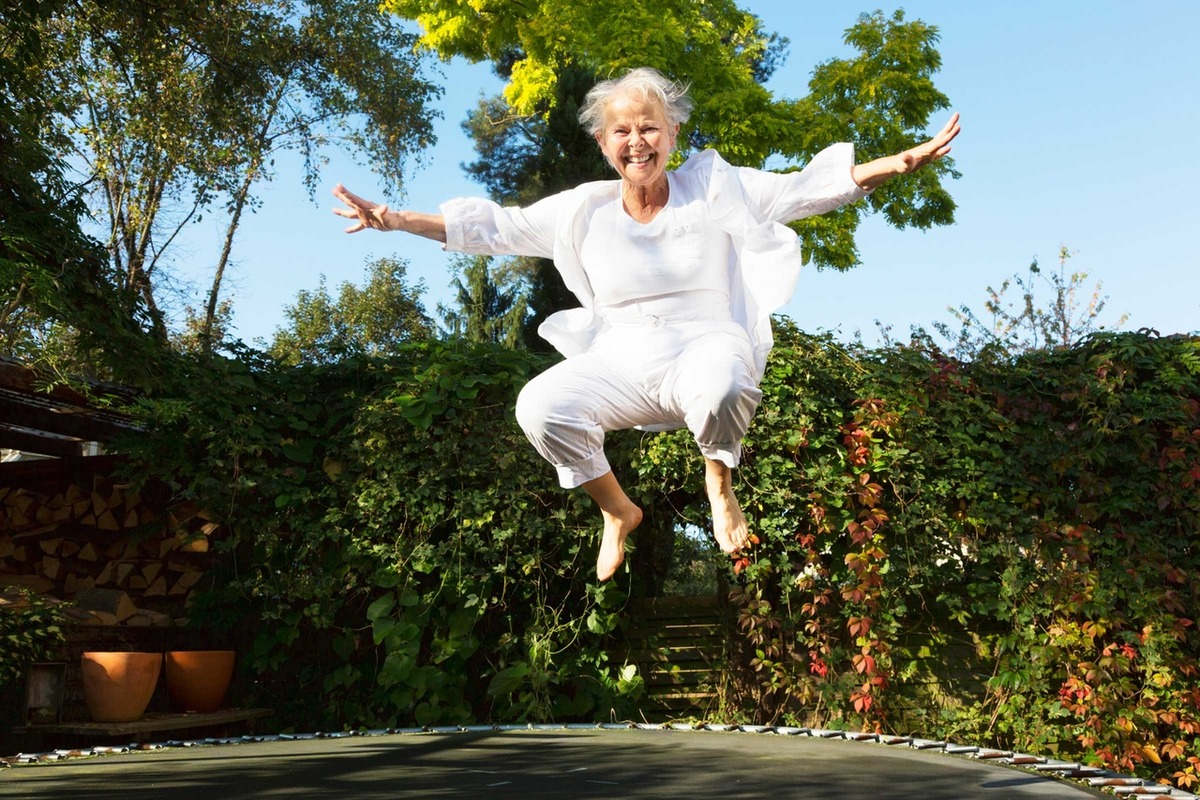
[[175, 1, 1200, 347]]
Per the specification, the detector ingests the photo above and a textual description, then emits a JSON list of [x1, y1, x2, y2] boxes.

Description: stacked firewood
[[0, 480, 218, 626]]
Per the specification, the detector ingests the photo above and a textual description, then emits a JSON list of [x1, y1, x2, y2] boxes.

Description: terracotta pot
[[165, 650, 236, 713], [80, 652, 162, 723]]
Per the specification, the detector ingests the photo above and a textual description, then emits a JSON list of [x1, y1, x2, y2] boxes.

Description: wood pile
[[0, 479, 219, 626]]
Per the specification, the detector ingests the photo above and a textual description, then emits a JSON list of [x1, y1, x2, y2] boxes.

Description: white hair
[[578, 67, 693, 135]]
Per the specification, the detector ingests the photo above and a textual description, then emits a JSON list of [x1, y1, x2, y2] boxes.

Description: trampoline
[[0, 725, 1114, 798]]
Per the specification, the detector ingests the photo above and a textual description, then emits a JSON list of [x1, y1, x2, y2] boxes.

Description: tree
[[403, 4, 956, 345], [1, 0, 157, 382], [438, 255, 529, 347], [268, 257, 434, 365], [390, 3, 957, 271], [892, 246, 1129, 361], [459, 63, 615, 347], [28, 0, 440, 348]]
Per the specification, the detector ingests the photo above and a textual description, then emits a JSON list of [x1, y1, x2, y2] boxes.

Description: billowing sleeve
[[736, 142, 870, 224], [439, 192, 562, 258]]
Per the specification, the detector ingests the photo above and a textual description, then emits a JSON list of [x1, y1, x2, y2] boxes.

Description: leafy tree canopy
[[12, 0, 441, 347], [887, 247, 1131, 362], [439, 255, 528, 348], [268, 256, 434, 365], [392, 2, 958, 273], [1, 0, 158, 382]]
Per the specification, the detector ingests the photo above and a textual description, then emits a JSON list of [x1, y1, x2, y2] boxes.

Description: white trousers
[[516, 315, 762, 489]]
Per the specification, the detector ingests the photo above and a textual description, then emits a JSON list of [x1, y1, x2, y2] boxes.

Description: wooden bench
[[12, 708, 274, 744]]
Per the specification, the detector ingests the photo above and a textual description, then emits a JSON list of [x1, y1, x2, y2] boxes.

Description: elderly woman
[[334, 67, 959, 581]]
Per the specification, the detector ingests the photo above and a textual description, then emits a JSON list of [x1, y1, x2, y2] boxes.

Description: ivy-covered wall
[[122, 327, 1199, 789]]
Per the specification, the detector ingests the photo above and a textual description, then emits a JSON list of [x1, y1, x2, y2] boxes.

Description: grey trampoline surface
[[0, 728, 1106, 799]]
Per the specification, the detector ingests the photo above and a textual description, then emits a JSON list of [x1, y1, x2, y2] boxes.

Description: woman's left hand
[[851, 112, 961, 191], [895, 112, 960, 174]]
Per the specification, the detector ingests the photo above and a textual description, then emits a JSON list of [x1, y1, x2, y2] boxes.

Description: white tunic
[[581, 170, 734, 313], [440, 145, 868, 378]]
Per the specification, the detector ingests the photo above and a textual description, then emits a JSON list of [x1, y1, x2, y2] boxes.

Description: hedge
[[120, 326, 1199, 787]]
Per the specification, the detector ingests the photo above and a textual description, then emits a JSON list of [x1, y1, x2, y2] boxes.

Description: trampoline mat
[[0, 728, 1103, 798]]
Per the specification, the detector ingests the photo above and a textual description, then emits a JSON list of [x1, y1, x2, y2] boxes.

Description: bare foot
[[597, 504, 643, 581], [706, 459, 748, 554]]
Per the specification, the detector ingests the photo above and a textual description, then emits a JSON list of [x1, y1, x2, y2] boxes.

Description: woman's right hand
[[331, 184, 448, 242], [332, 183, 395, 233]]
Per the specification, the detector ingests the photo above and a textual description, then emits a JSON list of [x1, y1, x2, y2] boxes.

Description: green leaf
[[487, 663, 531, 697]]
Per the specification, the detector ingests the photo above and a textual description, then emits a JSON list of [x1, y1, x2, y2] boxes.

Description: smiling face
[[595, 93, 678, 190]]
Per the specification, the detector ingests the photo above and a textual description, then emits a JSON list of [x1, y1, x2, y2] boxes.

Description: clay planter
[[80, 652, 162, 723], [165, 650, 236, 713]]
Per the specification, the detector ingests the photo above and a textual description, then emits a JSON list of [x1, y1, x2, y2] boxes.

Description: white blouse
[[580, 171, 734, 312], [440, 145, 869, 377]]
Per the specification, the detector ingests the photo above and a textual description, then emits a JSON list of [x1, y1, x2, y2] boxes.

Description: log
[[180, 537, 209, 554], [0, 573, 54, 593], [122, 509, 138, 528], [144, 576, 167, 597], [95, 561, 115, 585], [129, 608, 171, 627], [60, 541, 80, 558], [141, 563, 162, 583], [0, 533, 13, 558], [39, 538, 62, 555], [116, 562, 134, 585], [74, 587, 137, 622], [97, 510, 119, 531], [91, 490, 107, 515], [73, 499, 91, 518], [126, 575, 147, 590], [40, 556, 61, 580], [62, 606, 95, 622], [78, 542, 98, 561], [199, 522, 220, 537], [35, 504, 54, 525], [83, 610, 119, 626], [169, 570, 204, 596], [64, 485, 85, 505]]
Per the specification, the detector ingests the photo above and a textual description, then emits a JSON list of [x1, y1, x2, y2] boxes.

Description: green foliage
[[919, 246, 1132, 359], [125, 341, 645, 729], [14, 0, 439, 344], [268, 257, 434, 365], [0, 1, 161, 382], [0, 590, 68, 689], [438, 255, 529, 348], [691, 323, 1198, 787], [400, 4, 955, 274]]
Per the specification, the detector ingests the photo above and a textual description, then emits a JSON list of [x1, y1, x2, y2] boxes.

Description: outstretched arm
[[851, 112, 961, 193], [332, 183, 447, 243]]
